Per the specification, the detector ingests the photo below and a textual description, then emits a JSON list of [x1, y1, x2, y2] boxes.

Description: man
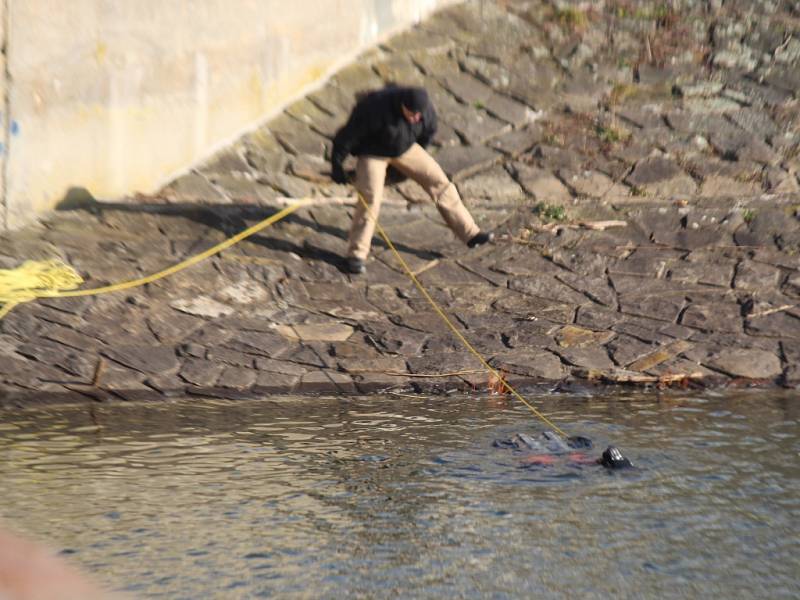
[[331, 85, 493, 274]]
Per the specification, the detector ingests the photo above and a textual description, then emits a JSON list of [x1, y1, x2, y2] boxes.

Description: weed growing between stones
[[596, 122, 631, 144], [533, 202, 567, 222], [784, 144, 800, 162], [542, 132, 566, 147], [735, 169, 764, 185], [609, 1, 675, 22], [608, 83, 639, 105], [555, 7, 588, 32]]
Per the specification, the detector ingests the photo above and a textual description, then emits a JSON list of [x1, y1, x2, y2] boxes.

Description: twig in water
[[387, 391, 425, 399], [382, 369, 484, 378]]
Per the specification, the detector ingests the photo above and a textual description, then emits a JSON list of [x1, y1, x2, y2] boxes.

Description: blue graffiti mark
[[0, 143, 5, 154], [10, 120, 19, 136]]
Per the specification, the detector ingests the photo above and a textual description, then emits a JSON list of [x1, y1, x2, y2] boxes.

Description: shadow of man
[[56, 187, 439, 275]]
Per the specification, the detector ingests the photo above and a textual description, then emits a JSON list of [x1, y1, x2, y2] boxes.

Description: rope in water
[[0, 192, 567, 436], [355, 190, 568, 437]]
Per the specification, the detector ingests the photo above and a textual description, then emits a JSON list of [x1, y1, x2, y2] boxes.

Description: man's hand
[[331, 164, 348, 184]]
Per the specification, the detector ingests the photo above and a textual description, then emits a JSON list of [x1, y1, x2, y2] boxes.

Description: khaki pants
[[347, 143, 480, 260]]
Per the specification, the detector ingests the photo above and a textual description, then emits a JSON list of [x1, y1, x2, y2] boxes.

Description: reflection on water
[[1, 392, 799, 598]]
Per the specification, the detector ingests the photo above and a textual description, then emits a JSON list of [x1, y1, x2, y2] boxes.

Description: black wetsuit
[[494, 431, 632, 469]]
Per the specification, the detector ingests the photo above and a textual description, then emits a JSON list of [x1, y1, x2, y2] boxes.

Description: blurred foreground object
[[0, 526, 115, 600]]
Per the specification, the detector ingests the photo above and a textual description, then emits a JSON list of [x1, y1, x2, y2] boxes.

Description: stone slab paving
[[1, 0, 800, 404]]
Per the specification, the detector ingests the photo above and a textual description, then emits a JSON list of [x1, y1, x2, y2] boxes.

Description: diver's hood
[[600, 446, 632, 469]]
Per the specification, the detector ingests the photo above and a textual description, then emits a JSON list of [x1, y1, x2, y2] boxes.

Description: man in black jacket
[[331, 85, 493, 274]]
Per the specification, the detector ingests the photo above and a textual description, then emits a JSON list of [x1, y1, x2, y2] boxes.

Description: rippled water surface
[[1, 391, 798, 598]]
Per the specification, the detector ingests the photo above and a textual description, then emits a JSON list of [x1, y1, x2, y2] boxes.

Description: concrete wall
[[1, 1, 7, 231], [1, 0, 454, 230]]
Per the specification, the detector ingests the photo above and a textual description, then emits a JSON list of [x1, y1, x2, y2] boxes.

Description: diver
[[494, 430, 633, 469]]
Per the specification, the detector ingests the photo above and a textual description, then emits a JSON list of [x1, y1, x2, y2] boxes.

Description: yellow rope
[[355, 191, 568, 437], [0, 201, 307, 317], [0, 259, 84, 319], [1, 191, 567, 437]]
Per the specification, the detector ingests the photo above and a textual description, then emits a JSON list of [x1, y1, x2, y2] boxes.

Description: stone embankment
[[1, 0, 798, 403]]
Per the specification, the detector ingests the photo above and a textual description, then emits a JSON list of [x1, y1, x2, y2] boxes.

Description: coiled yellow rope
[[0, 259, 84, 319]]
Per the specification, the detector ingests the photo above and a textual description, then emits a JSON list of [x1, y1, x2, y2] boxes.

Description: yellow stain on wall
[[95, 42, 107, 64], [241, 61, 330, 113]]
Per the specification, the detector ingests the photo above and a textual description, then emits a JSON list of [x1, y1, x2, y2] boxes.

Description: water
[[1, 391, 798, 598]]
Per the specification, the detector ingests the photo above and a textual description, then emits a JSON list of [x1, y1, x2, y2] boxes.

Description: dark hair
[[402, 87, 429, 112]]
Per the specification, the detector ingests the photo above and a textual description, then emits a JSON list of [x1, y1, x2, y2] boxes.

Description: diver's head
[[599, 446, 632, 469]]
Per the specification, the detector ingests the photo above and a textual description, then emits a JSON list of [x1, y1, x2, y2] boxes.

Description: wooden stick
[[273, 196, 355, 206], [272, 195, 407, 207], [577, 220, 627, 230], [749, 304, 796, 319], [92, 358, 106, 387], [382, 369, 484, 378], [412, 259, 440, 277]]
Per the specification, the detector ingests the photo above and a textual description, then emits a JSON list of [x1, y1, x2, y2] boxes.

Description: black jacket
[[331, 86, 437, 178]]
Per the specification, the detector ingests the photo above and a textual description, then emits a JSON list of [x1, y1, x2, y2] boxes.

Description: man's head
[[400, 87, 428, 124]]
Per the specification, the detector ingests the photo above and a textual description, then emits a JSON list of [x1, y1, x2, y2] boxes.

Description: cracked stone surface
[[2, 0, 800, 403]]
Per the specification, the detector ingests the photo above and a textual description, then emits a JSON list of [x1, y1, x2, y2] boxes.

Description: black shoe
[[346, 257, 366, 275], [467, 231, 494, 248]]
